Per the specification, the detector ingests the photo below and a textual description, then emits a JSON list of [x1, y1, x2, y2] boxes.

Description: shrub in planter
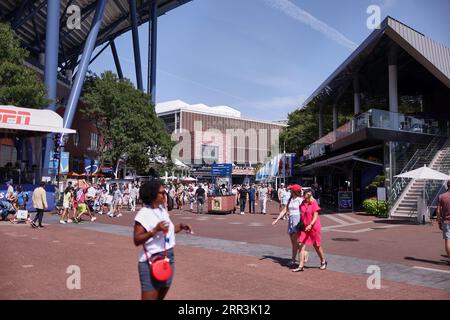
[[362, 198, 388, 217]]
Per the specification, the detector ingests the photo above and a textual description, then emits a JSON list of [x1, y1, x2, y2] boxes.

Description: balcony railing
[[303, 109, 448, 161]]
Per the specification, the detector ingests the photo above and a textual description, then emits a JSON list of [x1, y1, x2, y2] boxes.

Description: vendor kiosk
[[207, 163, 236, 214]]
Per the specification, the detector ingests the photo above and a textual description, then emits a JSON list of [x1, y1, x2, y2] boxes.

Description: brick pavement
[[1, 199, 449, 300], [1, 222, 449, 300]]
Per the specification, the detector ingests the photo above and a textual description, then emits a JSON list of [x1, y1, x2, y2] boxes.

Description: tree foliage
[[81, 71, 174, 176], [0, 23, 48, 108], [280, 92, 353, 157]]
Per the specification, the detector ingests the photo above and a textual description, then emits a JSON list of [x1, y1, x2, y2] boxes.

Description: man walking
[[248, 184, 256, 214], [129, 183, 139, 212], [238, 185, 248, 215], [258, 184, 268, 215], [195, 184, 206, 214], [437, 180, 450, 263], [31, 181, 48, 228]]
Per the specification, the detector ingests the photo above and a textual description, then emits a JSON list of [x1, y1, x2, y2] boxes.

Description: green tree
[[81, 71, 174, 177], [280, 92, 353, 157], [0, 23, 48, 108]]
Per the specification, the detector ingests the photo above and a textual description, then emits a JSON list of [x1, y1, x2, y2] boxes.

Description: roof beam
[[11, 0, 46, 30]]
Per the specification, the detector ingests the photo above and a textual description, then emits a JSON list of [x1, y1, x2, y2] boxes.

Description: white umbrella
[[394, 165, 450, 180]]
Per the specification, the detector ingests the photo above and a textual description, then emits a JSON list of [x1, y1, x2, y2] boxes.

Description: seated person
[[0, 198, 17, 221]]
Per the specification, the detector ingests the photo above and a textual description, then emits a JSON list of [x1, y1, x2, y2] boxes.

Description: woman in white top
[[134, 180, 193, 300], [272, 184, 309, 267]]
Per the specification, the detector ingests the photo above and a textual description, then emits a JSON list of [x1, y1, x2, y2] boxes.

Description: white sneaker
[[240, 212, 245, 215], [116, 213, 123, 218], [59, 220, 66, 224], [67, 219, 73, 223], [108, 213, 113, 217], [91, 217, 97, 222]]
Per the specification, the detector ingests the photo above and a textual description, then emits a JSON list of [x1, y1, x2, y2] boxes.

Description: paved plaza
[[1, 201, 449, 300]]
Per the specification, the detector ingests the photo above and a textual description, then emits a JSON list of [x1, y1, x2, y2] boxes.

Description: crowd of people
[[56, 180, 142, 224]]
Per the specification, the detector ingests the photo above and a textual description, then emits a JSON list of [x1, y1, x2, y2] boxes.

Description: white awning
[[0, 105, 75, 134]]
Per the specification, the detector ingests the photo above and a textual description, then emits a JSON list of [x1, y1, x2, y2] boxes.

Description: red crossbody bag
[[143, 233, 173, 282]]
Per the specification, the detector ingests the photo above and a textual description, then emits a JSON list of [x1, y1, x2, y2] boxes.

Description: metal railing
[[388, 136, 442, 208], [304, 109, 447, 161], [425, 139, 450, 209]]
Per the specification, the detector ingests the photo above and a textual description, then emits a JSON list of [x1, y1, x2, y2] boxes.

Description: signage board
[[211, 163, 232, 176], [338, 191, 353, 212], [377, 187, 387, 202]]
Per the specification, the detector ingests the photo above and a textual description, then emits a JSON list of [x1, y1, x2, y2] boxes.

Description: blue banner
[[60, 152, 69, 174], [48, 151, 69, 174], [85, 159, 99, 174]]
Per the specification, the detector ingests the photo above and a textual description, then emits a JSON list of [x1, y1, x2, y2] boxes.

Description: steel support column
[[147, 0, 158, 103], [353, 74, 360, 115], [130, 0, 144, 91], [388, 45, 399, 113], [319, 104, 324, 138], [62, 0, 107, 132], [333, 104, 338, 131], [42, 0, 61, 176], [110, 40, 124, 79]]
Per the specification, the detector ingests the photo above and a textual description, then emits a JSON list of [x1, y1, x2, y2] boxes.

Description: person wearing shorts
[[437, 181, 450, 264], [74, 202, 96, 223], [60, 187, 73, 224], [133, 181, 193, 300], [272, 184, 309, 267]]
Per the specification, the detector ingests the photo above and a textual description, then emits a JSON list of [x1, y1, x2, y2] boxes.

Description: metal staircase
[[425, 139, 450, 212], [389, 137, 449, 219]]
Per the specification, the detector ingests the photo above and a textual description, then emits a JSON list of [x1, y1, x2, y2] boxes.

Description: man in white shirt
[[258, 184, 268, 215], [130, 183, 139, 212]]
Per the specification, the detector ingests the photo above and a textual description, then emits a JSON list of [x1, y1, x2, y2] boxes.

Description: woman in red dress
[[293, 190, 327, 272]]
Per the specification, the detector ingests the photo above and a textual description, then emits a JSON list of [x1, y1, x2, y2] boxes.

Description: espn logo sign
[[0, 109, 31, 125]]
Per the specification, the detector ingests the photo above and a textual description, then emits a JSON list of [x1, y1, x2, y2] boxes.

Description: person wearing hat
[[293, 189, 327, 272], [272, 184, 309, 267]]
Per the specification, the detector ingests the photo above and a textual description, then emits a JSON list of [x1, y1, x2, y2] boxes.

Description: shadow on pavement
[[259, 255, 293, 268], [404, 256, 450, 266]]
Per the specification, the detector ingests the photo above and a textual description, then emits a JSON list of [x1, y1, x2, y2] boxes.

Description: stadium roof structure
[[0, 0, 191, 68], [156, 100, 242, 118], [299, 16, 450, 110], [156, 100, 288, 127], [0, 0, 192, 174]]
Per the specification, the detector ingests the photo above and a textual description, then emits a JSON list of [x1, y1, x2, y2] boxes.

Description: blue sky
[[89, 0, 450, 121]]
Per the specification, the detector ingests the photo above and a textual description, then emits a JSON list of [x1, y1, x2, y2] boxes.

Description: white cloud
[[264, 0, 357, 50]]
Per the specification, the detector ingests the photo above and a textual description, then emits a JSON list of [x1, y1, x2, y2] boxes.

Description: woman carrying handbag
[[134, 180, 193, 300]]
